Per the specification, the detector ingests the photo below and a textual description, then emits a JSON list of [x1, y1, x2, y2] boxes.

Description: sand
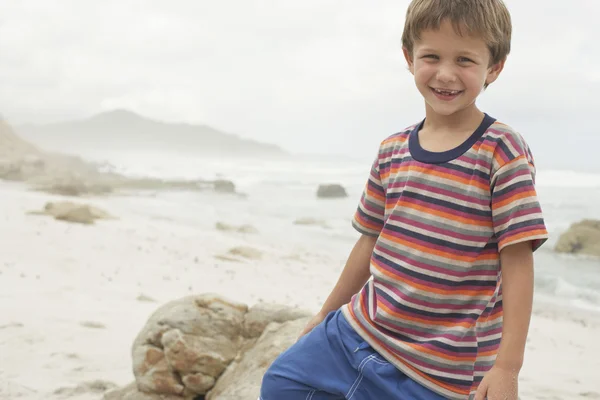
[[0, 181, 599, 400]]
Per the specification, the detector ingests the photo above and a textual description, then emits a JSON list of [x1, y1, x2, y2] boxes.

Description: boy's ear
[[402, 47, 415, 74], [485, 58, 506, 86]]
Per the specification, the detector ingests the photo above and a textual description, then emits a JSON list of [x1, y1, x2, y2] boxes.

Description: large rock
[[316, 184, 348, 199], [241, 302, 311, 339], [206, 318, 309, 400], [555, 219, 600, 258], [104, 294, 312, 400], [131, 295, 248, 398]]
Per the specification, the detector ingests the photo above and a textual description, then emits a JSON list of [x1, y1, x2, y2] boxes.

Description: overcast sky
[[0, 1, 598, 170]]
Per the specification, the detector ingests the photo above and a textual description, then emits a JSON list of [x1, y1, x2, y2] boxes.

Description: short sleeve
[[491, 153, 548, 252], [352, 157, 386, 236]]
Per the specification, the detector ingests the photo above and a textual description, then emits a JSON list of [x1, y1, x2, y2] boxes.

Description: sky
[[0, 0, 598, 171]]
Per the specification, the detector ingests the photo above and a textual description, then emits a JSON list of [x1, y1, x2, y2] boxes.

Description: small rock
[[0, 322, 24, 330], [137, 294, 157, 303], [316, 184, 348, 199], [216, 222, 258, 234], [226, 246, 262, 260], [80, 321, 106, 329], [213, 180, 235, 194], [293, 217, 330, 229]]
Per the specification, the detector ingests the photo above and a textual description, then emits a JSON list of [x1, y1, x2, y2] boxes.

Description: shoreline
[[0, 181, 599, 399]]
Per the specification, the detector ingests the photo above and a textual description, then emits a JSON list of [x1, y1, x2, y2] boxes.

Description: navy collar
[[408, 113, 496, 164]]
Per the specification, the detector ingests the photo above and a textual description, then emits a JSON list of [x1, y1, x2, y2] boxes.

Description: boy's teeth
[[434, 88, 460, 95]]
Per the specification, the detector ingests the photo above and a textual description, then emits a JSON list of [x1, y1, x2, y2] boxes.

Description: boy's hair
[[402, 0, 512, 68]]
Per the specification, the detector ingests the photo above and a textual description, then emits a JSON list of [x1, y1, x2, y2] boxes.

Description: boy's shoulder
[[482, 119, 536, 164], [376, 122, 420, 153]]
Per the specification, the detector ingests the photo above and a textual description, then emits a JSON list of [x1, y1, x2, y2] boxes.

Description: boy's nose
[[435, 65, 457, 84]]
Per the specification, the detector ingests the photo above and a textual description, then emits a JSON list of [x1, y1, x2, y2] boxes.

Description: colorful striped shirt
[[342, 113, 548, 399]]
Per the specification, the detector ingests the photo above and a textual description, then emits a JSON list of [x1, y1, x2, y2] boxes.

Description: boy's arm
[[298, 234, 377, 338], [495, 241, 535, 371], [317, 234, 377, 316], [474, 241, 534, 400]]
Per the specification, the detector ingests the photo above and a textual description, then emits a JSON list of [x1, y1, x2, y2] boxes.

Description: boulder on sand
[[29, 201, 113, 225], [555, 219, 600, 258], [316, 184, 347, 199], [213, 180, 236, 194], [103, 294, 311, 400]]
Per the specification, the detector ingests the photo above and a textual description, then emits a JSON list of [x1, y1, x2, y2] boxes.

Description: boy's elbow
[[357, 233, 378, 251]]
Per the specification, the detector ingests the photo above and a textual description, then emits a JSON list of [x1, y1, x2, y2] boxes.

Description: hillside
[[17, 109, 286, 157]]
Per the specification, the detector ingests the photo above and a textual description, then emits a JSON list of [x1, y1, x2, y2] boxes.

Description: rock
[[206, 318, 310, 400], [30, 201, 113, 225], [316, 184, 348, 199], [131, 294, 248, 398], [225, 247, 262, 260], [34, 178, 113, 196], [114, 178, 206, 192], [555, 220, 600, 257], [137, 294, 157, 303], [109, 294, 311, 400], [0, 156, 45, 181], [293, 217, 330, 229], [215, 222, 258, 234], [80, 321, 106, 329], [213, 180, 235, 194], [242, 303, 312, 338]]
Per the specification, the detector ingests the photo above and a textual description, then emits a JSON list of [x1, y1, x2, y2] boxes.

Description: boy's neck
[[422, 103, 485, 135]]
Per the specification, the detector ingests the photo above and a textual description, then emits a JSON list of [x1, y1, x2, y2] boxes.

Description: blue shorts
[[259, 309, 446, 400]]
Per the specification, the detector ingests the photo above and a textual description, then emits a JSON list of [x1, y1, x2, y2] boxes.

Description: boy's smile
[[430, 87, 464, 101], [403, 20, 504, 122]]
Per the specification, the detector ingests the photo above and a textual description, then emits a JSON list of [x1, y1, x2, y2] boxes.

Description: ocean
[[82, 148, 600, 314]]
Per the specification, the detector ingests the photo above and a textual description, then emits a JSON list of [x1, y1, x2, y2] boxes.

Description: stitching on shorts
[[346, 355, 376, 399], [370, 357, 390, 365], [348, 357, 377, 399], [306, 389, 316, 400], [345, 355, 374, 398]]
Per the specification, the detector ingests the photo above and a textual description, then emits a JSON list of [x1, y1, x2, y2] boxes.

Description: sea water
[[83, 149, 600, 314]]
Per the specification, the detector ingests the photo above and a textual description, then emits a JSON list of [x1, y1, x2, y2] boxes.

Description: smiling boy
[[260, 1, 548, 399]]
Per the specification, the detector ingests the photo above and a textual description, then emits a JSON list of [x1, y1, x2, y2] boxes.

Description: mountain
[[0, 119, 42, 160], [16, 109, 286, 157]]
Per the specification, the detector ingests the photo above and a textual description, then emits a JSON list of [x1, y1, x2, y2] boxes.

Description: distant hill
[[16, 109, 286, 157]]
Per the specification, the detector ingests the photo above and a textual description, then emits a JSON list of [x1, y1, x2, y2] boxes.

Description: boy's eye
[[422, 54, 439, 60], [458, 57, 473, 63]]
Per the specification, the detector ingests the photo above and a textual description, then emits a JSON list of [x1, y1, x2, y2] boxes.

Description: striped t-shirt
[[342, 113, 548, 400]]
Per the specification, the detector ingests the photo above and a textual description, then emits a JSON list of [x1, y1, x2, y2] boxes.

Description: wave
[[535, 275, 600, 313]]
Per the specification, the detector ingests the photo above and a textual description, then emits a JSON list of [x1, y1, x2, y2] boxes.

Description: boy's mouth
[[430, 87, 463, 100]]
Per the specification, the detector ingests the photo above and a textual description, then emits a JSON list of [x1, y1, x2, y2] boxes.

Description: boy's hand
[[474, 366, 519, 400], [297, 311, 327, 340]]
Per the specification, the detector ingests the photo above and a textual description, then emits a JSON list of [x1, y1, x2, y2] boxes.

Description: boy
[[260, 0, 548, 398]]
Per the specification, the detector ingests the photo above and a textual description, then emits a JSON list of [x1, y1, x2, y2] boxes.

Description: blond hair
[[402, 0, 512, 67]]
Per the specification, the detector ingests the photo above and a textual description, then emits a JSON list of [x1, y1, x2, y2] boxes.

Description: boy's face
[[403, 20, 505, 118]]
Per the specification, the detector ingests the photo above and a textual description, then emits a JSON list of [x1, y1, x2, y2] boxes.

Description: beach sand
[[0, 181, 599, 399]]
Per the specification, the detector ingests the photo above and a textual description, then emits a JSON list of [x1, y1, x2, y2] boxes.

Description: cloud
[[0, 0, 598, 169]]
